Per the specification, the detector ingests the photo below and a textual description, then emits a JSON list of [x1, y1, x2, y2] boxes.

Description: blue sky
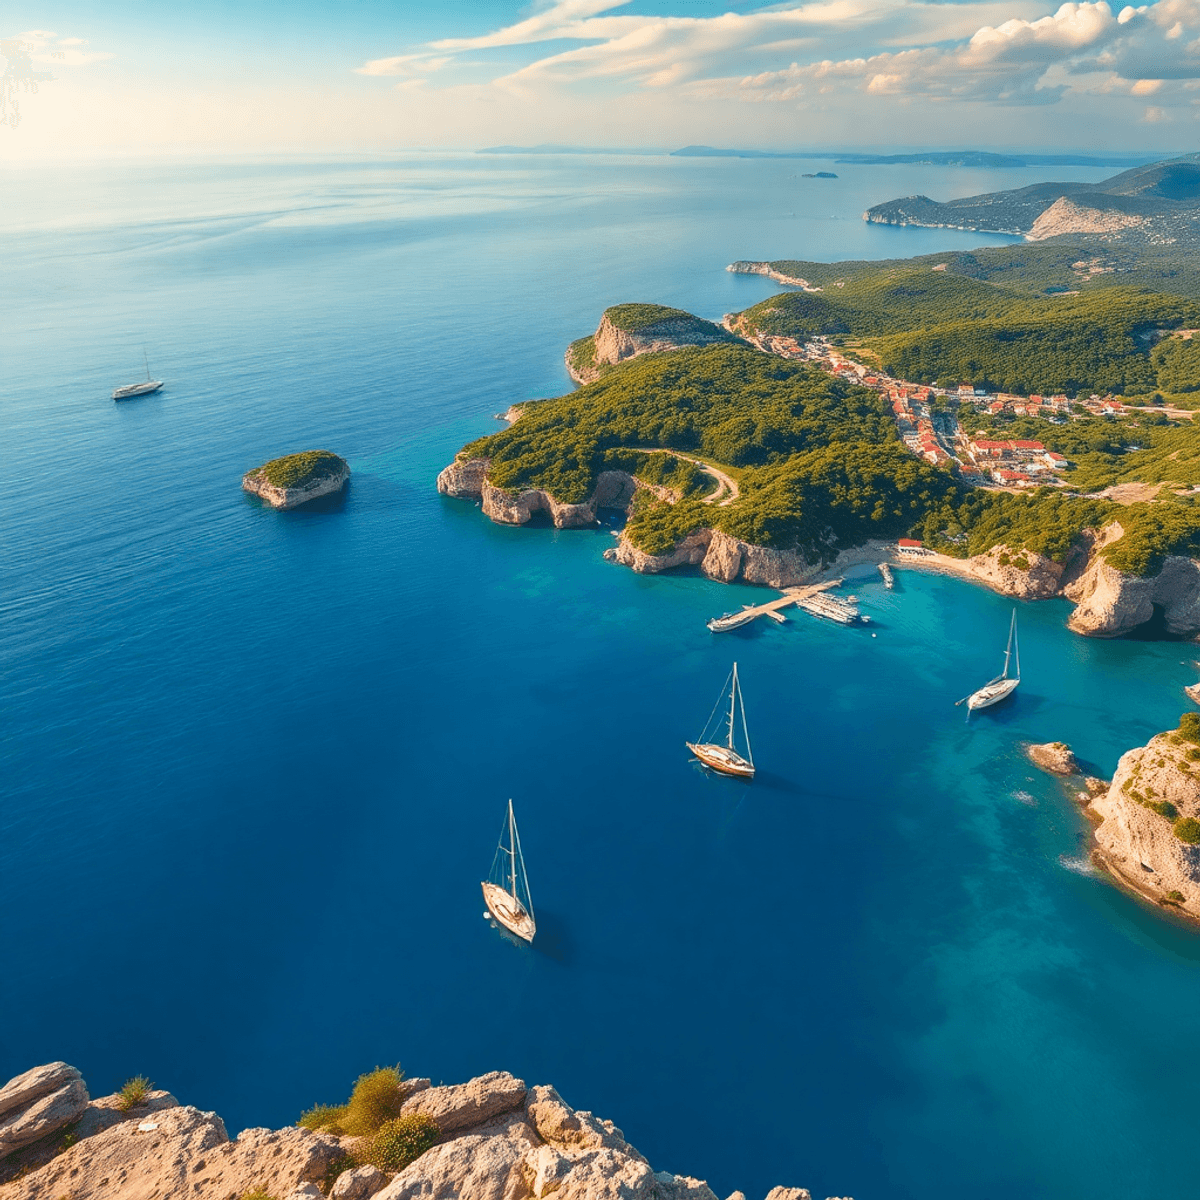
[[4, 1, 1198, 154]]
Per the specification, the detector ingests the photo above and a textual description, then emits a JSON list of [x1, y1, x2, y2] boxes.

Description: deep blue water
[[5, 153, 1200, 1200]]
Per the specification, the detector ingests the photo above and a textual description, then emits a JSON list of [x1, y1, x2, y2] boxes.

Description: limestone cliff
[[1089, 718, 1200, 918], [1026, 197, 1146, 241], [437, 457, 637, 530], [0, 1065, 838, 1200], [1065, 527, 1200, 636], [566, 306, 739, 385]]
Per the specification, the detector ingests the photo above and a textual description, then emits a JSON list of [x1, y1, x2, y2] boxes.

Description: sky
[[2, 0, 1199, 155]]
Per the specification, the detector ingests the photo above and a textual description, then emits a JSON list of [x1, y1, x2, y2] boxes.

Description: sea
[[4, 152, 1200, 1200]]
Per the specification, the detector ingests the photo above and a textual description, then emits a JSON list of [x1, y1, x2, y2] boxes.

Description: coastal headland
[[440, 288, 1200, 639], [0, 1062, 830, 1200]]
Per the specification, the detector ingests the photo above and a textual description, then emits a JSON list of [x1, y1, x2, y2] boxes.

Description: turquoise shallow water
[[4, 153, 1200, 1200]]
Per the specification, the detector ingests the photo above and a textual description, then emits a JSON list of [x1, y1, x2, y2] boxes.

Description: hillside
[[731, 270, 1200, 395], [864, 154, 1200, 243]]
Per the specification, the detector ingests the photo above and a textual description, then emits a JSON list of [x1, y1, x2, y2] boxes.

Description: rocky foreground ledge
[[243, 450, 350, 510], [0, 1063, 841, 1200]]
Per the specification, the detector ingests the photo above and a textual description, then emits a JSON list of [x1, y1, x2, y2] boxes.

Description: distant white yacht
[[481, 799, 536, 943], [960, 609, 1020, 711], [113, 351, 163, 401]]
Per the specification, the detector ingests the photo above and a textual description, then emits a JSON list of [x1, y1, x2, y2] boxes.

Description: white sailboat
[[481, 799, 536, 943], [112, 350, 164, 401], [959, 609, 1020, 711], [686, 662, 755, 779]]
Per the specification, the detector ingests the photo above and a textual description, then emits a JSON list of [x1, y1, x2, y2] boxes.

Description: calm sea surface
[[4, 153, 1200, 1200]]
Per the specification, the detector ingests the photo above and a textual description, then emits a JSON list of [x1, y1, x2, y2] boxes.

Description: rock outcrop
[[438, 458, 636, 530], [1065, 541, 1200, 637], [1026, 742, 1079, 776], [1089, 719, 1200, 917], [1026, 197, 1146, 241], [566, 306, 739, 384], [242, 451, 350, 510], [0, 1066, 838, 1200], [0, 1064, 88, 1160], [959, 545, 1064, 600]]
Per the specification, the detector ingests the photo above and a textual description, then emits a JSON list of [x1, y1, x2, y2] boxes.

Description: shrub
[[298, 1067, 406, 1138], [1173, 816, 1200, 844], [340, 1067, 407, 1137], [1180, 712, 1200, 746], [298, 1103, 347, 1134], [1148, 800, 1179, 818], [259, 450, 344, 490], [1167, 889, 1186, 901], [239, 1190, 276, 1200], [117, 1077, 152, 1112], [361, 1114, 439, 1173]]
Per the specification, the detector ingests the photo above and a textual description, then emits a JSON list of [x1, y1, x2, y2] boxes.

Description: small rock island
[[242, 450, 350, 509]]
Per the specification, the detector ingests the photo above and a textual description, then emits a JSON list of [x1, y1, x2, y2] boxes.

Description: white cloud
[[351, 0, 1200, 115]]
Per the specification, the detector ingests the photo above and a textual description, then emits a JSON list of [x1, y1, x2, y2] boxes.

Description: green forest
[[457, 344, 1200, 574], [735, 271, 1200, 396]]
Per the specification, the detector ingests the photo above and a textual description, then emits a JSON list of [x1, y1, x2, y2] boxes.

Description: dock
[[707, 579, 848, 632]]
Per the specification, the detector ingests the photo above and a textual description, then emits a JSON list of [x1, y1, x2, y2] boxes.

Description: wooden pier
[[709, 578, 845, 630]]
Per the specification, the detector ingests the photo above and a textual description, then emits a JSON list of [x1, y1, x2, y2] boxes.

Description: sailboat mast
[[1013, 614, 1020, 679], [727, 663, 738, 749], [507, 799, 517, 900], [143, 349, 150, 381], [1002, 610, 1015, 679]]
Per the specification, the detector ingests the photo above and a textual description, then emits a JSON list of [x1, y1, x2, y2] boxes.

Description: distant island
[[865, 154, 1200, 242], [242, 450, 349, 509], [670, 146, 1156, 168]]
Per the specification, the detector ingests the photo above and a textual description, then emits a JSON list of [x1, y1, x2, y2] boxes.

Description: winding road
[[633, 448, 741, 506]]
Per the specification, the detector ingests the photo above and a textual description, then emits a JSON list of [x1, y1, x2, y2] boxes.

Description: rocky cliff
[[0, 1065, 839, 1200], [1065, 528, 1200, 636], [1088, 718, 1200, 918], [566, 306, 739, 385], [437, 457, 637, 529]]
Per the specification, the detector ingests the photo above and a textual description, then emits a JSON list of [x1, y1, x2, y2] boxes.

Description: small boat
[[707, 606, 757, 633], [686, 661, 755, 779], [959, 609, 1020, 711], [481, 799, 536, 943], [113, 351, 164, 401]]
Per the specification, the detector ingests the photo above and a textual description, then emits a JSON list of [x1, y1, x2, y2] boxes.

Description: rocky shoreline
[[0, 1063, 836, 1200], [437, 456, 1200, 639]]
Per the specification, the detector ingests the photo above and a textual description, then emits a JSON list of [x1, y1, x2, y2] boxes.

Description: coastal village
[[745, 330, 1140, 490]]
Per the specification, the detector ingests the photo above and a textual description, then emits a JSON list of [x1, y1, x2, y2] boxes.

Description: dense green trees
[[1151, 335, 1200, 392], [738, 273, 1200, 396]]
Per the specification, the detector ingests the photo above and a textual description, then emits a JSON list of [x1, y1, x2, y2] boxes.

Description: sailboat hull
[[481, 881, 536, 942], [967, 677, 1019, 710], [112, 380, 164, 400], [686, 741, 755, 779]]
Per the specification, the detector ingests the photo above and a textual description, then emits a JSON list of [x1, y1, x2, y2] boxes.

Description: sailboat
[[481, 799, 536, 943], [112, 350, 164, 400], [959, 608, 1020, 711], [686, 662, 755, 778]]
